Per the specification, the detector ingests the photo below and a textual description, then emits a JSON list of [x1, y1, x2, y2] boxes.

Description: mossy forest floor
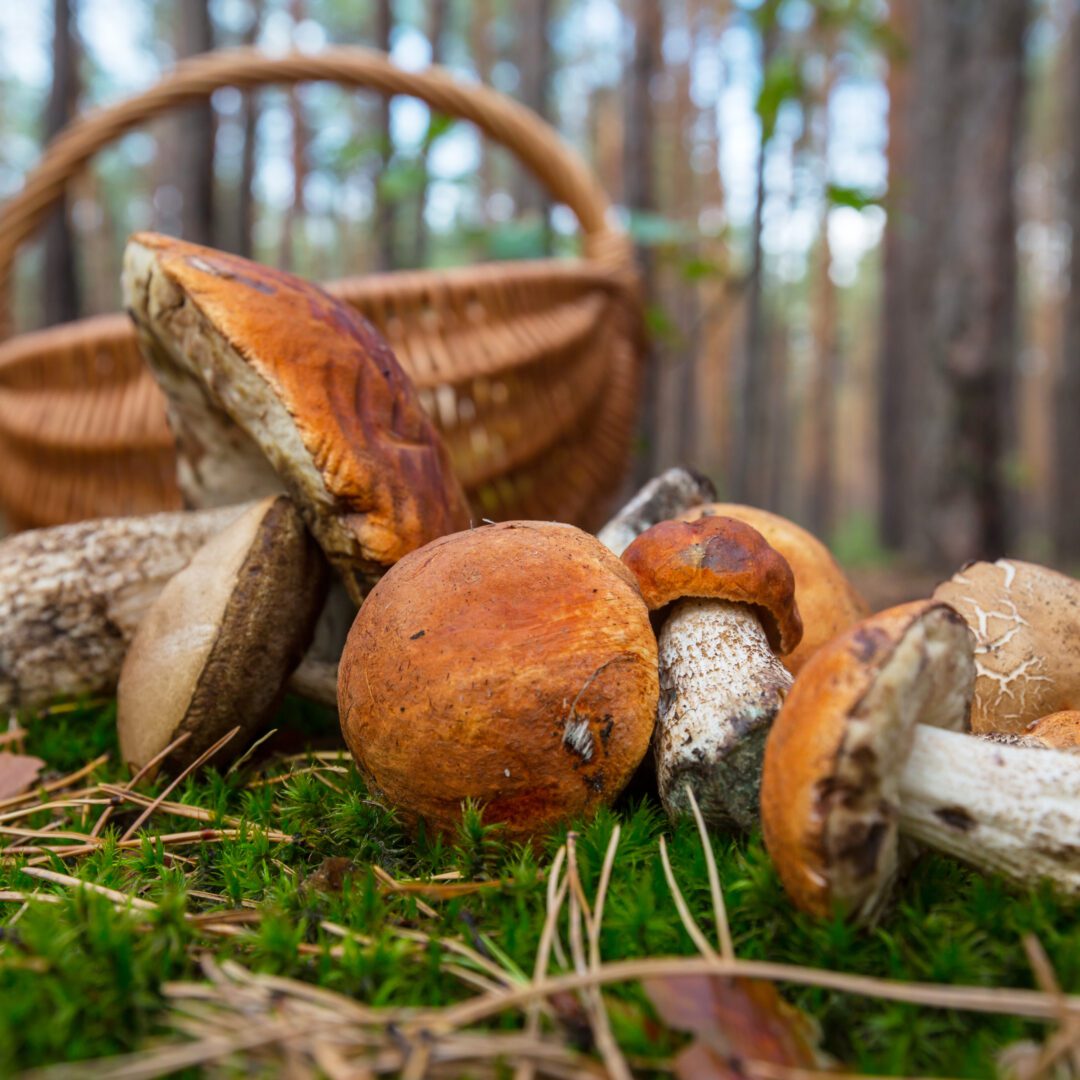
[[0, 697, 1077, 1077]]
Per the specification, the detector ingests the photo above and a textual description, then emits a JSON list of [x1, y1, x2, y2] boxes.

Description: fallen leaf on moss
[[0, 753, 45, 800], [644, 974, 824, 1078]]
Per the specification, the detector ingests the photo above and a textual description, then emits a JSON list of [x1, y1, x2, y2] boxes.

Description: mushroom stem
[[898, 725, 1080, 893], [597, 467, 716, 556], [656, 598, 792, 830]]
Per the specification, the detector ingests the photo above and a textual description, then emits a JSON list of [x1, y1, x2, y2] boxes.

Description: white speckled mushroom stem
[[657, 597, 792, 830], [899, 725, 1080, 894]]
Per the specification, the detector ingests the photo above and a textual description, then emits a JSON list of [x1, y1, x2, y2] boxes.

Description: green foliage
[[0, 699, 1077, 1074]]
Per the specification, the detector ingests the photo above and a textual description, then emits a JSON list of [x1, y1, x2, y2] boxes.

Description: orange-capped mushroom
[[681, 503, 867, 674], [621, 516, 801, 830], [338, 522, 658, 840], [123, 232, 470, 603]]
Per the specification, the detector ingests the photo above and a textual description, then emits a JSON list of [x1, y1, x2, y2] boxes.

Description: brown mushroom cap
[[760, 600, 974, 920], [933, 559, 1080, 734], [123, 232, 470, 603], [1025, 711, 1080, 750], [338, 521, 658, 840], [118, 496, 327, 773], [681, 503, 867, 673], [621, 516, 803, 655]]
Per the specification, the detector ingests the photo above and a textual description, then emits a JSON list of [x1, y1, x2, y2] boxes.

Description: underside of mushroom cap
[[621, 516, 803, 655], [760, 600, 974, 921], [123, 232, 471, 603]]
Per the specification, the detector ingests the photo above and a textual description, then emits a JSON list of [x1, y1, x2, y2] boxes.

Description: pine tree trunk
[[807, 46, 838, 539], [279, 0, 307, 270], [175, 1, 215, 245], [730, 22, 776, 505], [43, 0, 80, 326], [411, 0, 449, 268], [515, 0, 553, 253], [374, 0, 396, 272], [904, 0, 1027, 568], [236, 0, 262, 259], [625, 0, 661, 484], [1055, 4, 1080, 563], [877, 0, 915, 550]]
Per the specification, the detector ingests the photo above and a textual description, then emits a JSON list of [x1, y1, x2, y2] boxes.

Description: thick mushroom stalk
[[622, 517, 802, 831], [898, 725, 1080, 892], [657, 599, 792, 828], [762, 599, 1080, 923]]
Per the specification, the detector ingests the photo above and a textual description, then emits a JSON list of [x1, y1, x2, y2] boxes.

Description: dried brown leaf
[[0, 753, 45, 800], [644, 974, 823, 1078]]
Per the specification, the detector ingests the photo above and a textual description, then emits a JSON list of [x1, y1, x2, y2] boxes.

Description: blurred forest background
[[1, 0, 1077, 577]]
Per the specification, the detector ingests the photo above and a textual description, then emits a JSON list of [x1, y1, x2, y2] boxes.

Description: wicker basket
[[0, 48, 642, 533]]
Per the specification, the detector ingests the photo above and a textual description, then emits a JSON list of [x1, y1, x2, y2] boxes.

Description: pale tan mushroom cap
[[760, 600, 974, 921], [680, 503, 868, 674], [933, 559, 1080, 735]]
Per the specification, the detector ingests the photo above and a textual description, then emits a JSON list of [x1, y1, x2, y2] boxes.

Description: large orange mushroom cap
[[621, 515, 803, 655], [124, 232, 470, 603], [338, 521, 659, 840], [681, 503, 867, 674]]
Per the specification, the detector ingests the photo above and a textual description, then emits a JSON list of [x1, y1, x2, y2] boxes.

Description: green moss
[[0, 699, 1075, 1074]]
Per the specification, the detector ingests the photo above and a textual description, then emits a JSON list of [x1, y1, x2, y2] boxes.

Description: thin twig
[[658, 834, 717, 960], [120, 727, 240, 842]]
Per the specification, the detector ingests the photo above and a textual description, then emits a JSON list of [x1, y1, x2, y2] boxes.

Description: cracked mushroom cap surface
[[337, 521, 659, 840], [933, 559, 1080, 735], [123, 232, 470, 604], [680, 503, 867, 674], [760, 600, 974, 921], [621, 516, 803, 655]]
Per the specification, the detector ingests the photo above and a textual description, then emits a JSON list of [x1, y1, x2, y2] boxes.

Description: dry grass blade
[[659, 833, 717, 960], [1023, 934, 1080, 1077], [90, 730, 193, 838], [120, 726, 241, 842], [685, 783, 734, 960], [20, 866, 159, 911]]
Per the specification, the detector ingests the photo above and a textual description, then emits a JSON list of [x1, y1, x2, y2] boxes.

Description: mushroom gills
[[656, 597, 792, 830], [899, 726, 1080, 893]]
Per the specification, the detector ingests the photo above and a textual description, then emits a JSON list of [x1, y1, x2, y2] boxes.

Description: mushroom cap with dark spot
[[760, 600, 974, 921], [680, 502, 867, 674], [621, 516, 803, 655], [337, 521, 659, 840]]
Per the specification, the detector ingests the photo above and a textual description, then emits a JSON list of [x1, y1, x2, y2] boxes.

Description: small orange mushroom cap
[[621, 515, 803, 655], [680, 503, 867, 674], [1025, 712, 1080, 750]]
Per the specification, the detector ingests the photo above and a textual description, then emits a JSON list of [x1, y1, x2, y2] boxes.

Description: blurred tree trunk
[[807, 43, 838, 539], [877, 0, 914, 550], [280, 0, 307, 270], [175, 0, 215, 245], [411, 0, 449, 268], [625, 0, 661, 484], [515, 0, 552, 253], [730, 20, 777, 505], [236, 0, 262, 259], [471, 0, 494, 206], [1055, 3, 1080, 562], [903, 0, 1027, 568], [43, 0, 80, 326], [374, 0, 396, 271]]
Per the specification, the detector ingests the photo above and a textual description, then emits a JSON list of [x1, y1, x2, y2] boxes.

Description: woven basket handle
[[0, 46, 633, 339]]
